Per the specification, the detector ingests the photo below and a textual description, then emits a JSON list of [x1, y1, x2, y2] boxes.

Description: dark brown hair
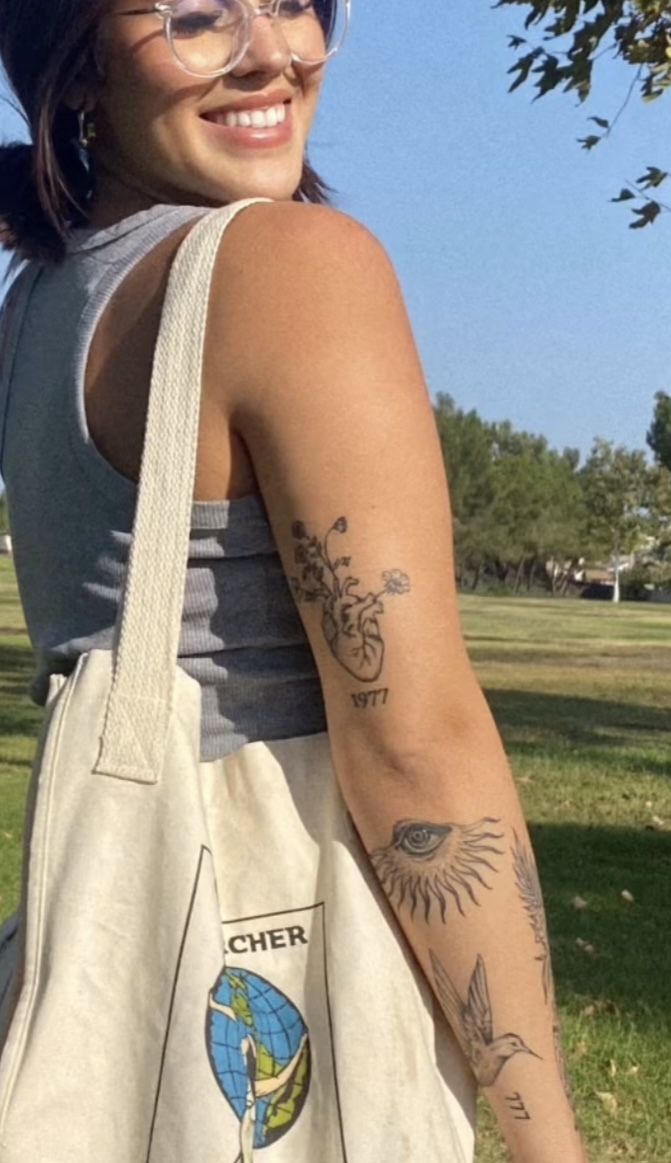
[[0, 0, 332, 264]]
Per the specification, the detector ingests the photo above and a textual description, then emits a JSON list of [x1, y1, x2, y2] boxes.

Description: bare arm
[[213, 202, 588, 1163]]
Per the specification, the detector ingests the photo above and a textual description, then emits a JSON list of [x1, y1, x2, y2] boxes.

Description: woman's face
[[90, 0, 328, 213]]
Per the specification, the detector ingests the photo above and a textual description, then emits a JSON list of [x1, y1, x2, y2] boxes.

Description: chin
[[191, 148, 305, 206], [214, 173, 303, 205], [212, 179, 297, 204]]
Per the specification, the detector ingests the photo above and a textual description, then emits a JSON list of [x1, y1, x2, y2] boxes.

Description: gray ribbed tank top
[[0, 203, 327, 760]]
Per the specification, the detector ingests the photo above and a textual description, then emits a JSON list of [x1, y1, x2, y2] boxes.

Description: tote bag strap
[[95, 198, 268, 784]]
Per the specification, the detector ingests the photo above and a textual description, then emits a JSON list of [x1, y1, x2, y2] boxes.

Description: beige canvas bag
[[0, 202, 476, 1162]]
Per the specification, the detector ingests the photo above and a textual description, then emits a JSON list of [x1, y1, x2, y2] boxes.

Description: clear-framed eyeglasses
[[117, 0, 351, 79]]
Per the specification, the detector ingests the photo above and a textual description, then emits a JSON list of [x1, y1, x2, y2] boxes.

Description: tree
[[647, 390, 671, 471], [580, 438, 655, 601], [498, 0, 671, 226], [434, 395, 498, 589], [487, 427, 585, 593], [434, 399, 585, 594]]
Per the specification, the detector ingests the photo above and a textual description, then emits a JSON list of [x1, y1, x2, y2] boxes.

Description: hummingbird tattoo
[[430, 951, 541, 1088]]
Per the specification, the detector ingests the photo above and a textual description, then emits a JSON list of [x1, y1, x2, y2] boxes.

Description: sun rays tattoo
[[371, 818, 505, 922], [289, 517, 410, 683], [512, 831, 551, 1003]]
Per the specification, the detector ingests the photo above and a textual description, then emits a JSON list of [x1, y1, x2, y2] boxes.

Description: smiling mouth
[[202, 102, 289, 130]]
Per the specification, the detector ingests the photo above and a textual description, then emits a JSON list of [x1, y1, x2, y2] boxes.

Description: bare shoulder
[[211, 201, 415, 411], [219, 200, 394, 287]]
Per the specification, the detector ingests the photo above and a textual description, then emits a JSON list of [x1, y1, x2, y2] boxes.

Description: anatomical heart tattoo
[[289, 518, 410, 683]]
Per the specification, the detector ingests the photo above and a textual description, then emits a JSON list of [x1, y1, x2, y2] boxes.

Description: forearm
[[333, 708, 588, 1163]]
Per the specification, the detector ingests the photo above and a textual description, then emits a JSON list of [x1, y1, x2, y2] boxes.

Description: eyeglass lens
[[167, 0, 347, 76]]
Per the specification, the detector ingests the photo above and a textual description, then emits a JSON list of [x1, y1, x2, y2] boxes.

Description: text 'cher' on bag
[[0, 201, 477, 1163]]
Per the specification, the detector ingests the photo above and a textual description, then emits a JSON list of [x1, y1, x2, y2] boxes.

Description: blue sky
[[2, 0, 670, 460]]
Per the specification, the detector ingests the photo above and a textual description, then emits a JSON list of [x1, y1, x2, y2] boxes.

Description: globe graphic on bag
[[207, 967, 311, 1151]]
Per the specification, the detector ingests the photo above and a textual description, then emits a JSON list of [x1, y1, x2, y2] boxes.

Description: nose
[[229, 11, 293, 76]]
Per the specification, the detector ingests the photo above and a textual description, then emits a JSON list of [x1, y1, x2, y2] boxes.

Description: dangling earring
[[77, 110, 97, 151]]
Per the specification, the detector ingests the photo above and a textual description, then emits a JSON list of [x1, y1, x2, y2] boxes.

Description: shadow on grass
[[532, 822, 671, 1027], [0, 641, 41, 739], [485, 688, 671, 755]]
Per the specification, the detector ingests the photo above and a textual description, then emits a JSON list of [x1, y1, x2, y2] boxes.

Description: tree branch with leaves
[[498, 0, 671, 226]]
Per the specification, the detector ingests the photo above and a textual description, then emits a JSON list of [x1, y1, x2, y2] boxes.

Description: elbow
[[334, 691, 506, 791]]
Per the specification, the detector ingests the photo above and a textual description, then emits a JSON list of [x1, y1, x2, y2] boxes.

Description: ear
[[63, 46, 105, 113], [63, 83, 95, 115]]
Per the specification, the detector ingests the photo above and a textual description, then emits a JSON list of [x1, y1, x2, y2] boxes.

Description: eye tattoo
[[371, 818, 505, 922], [289, 517, 410, 684]]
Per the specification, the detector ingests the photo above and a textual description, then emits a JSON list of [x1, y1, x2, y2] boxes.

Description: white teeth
[[213, 103, 287, 130]]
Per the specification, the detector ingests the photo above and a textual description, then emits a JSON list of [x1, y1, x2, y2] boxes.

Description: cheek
[[96, 48, 207, 176], [101, 35, 194, 120], [302, 70, 325, 125]]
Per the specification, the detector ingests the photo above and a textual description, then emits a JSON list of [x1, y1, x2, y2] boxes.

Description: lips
[[200, 97, 294, 149]]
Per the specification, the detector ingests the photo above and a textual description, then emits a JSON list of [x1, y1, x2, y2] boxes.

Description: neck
[[86, 172, 153, 229], [86, 162, 206, 229]]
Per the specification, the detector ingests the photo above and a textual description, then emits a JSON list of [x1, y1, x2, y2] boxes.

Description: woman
[[0, 1, 588, 1160]]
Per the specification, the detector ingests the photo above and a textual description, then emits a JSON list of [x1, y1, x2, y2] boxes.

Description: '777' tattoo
[[289, 517, 410, 683]]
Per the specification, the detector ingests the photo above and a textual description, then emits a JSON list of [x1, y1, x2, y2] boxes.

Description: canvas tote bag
[[0, 201, 477, 1163]]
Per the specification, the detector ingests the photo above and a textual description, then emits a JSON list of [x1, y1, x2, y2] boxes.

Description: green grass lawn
[[461, 596, 671, 1163], [0, 565, 669, 1161]]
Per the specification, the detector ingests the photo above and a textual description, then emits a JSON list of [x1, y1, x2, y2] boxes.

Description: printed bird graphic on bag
[[430, 952, 541, 1087], [237, 1038, 258, 1163], [207, 968, 311, 1161]]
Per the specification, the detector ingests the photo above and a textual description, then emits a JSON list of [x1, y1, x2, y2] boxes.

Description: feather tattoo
[[512, 830, 551, 1003]]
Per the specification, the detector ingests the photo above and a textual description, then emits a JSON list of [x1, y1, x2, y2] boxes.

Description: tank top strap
[[0, 264, 44, 471], [66, 205, 211, 509]]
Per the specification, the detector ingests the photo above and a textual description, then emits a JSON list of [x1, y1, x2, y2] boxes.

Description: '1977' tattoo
[[289, 517, 410, 683], [371, 818, 505, 922], [351, 688, 389, 710]]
